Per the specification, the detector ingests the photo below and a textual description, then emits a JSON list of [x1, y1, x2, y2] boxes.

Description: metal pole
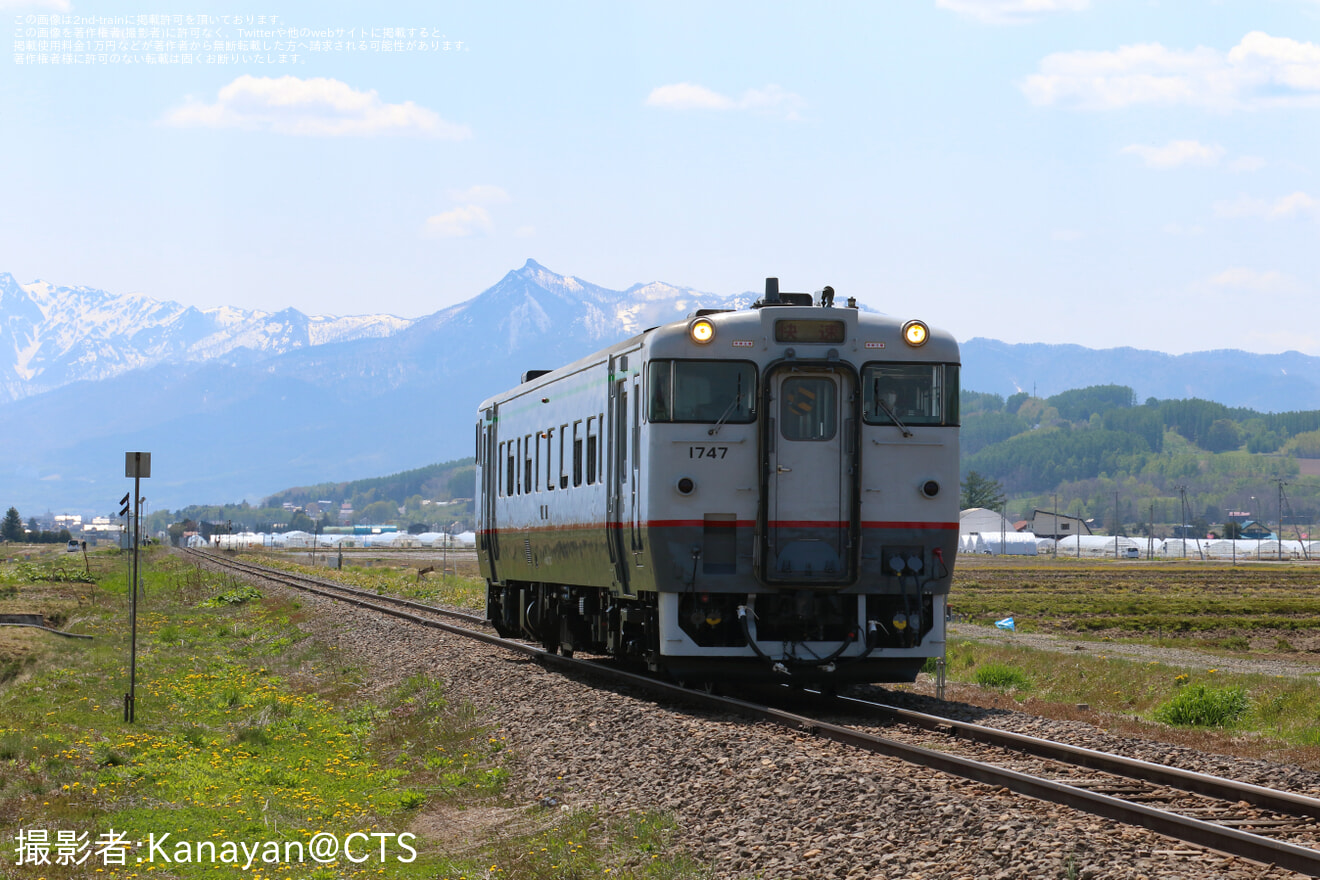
[[126, 462, 140, 723]]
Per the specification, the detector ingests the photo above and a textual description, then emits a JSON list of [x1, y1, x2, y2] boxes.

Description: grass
[[1, 548, 707, 879], [1154, 684, 1249, 728], [971, 662, 1030, 691], [241, 552, 487, 611]]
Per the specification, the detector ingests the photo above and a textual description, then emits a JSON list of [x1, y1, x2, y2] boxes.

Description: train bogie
[[477, 279, 959, 684]]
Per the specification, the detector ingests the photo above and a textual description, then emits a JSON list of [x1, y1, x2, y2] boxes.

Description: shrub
[[1154, 684, 1248, 727], [974, 662, 1030, 690], [199, 584, 263, 607]]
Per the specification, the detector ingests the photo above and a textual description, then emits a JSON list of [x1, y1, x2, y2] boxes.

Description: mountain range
[[0, 272, 411, 403], [3, 259, 1318, 514]]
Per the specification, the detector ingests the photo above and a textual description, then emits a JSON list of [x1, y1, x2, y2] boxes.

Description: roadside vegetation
[[0, 547, 704, 879]]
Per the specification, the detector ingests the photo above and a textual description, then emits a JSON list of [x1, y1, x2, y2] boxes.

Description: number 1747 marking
[[688, 446, 729, 459]]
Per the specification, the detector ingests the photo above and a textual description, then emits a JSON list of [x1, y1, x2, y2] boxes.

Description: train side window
[[516, 436, 523, 495], [649, 361, 671, 421], [586, 416, 597, 484], [524, 433, 533, 494], [945, 365, 961, 425], [544, 428, 554, 491], [573, 420, 583, 487], [559, 423, 569, 489], [504, 442, 514, 498]]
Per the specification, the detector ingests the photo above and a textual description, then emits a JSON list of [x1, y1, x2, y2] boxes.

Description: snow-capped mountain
[[4, 258, 1317, 515], [0, 272, 413, 403]]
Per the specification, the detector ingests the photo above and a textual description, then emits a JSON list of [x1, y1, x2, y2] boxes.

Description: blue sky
[[3, 0, 1318, 355]]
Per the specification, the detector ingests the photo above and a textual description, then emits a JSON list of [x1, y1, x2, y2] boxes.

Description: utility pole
[[1053, 493, 1059, 558], [123, 452, 150, 723], [1149, 503, 1155, 560]]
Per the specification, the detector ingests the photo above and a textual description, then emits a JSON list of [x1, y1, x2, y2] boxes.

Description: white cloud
[[1208, 267, 1297, 293], [423, 185, 512, 238], [1051, 228, 1083, 241], [645, 82, 804, 119], [1120, 140, 1224, 168], [163, 75, 470, 138], [937, 0, 1089, 25], [1227, 155, 1267, 172], [1213, 191, 1320, 219], [645, 83, 736, 111], [422, 205, 493, 238], [448, 185, 510, 205], [1022, 31, 1320, 110]]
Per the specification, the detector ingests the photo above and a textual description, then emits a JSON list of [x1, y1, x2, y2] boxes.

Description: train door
[[763, 366, 856, 584], [629, 371, 643, 565], [481, 405, 500, 581], [607, 355, 631, 593]]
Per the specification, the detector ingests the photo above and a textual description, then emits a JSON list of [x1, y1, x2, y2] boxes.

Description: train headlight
[[690, 319, 715, 344], [902, 320, 929, 347], [920, 480, 940, 498], [676, 477, 695, 495]]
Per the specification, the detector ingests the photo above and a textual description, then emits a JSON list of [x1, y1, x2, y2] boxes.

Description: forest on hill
[[960, 385, 1320, 534], [152, 458, 476, 537]]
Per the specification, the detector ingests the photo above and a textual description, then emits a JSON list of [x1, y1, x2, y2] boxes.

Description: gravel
[[270, 579, 1309, 880]]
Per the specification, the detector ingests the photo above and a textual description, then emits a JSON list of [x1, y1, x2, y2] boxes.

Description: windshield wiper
[[874, 396, 913, 438], [708, 373, 744, 436]]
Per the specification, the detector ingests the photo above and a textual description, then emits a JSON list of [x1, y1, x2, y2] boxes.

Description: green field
[[951, 557, 1320, 640]]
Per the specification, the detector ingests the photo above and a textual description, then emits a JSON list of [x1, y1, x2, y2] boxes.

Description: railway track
[[186, 548, 1320, 877]]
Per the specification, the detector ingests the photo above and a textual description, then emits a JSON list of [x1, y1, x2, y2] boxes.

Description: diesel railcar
[[475, 279, 959, 684]]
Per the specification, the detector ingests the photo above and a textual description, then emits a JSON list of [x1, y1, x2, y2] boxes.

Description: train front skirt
[[656, 592, 946, 684]]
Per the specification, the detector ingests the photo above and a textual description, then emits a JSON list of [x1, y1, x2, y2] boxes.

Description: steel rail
[[193, 549, 1320, 877], [828, 693, 1320, 821]]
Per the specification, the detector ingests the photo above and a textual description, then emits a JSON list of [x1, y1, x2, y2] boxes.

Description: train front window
[[862, 363, 960, 427], [779, 377, 837, 441], [649, 360, 756, 424]]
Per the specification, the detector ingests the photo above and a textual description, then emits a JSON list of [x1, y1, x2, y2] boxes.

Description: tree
[[1202, 419, 1242, 453], [1, 507, 23, 542], [1222, 521, 1243, 539], [960, 471, 1005, 511]]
